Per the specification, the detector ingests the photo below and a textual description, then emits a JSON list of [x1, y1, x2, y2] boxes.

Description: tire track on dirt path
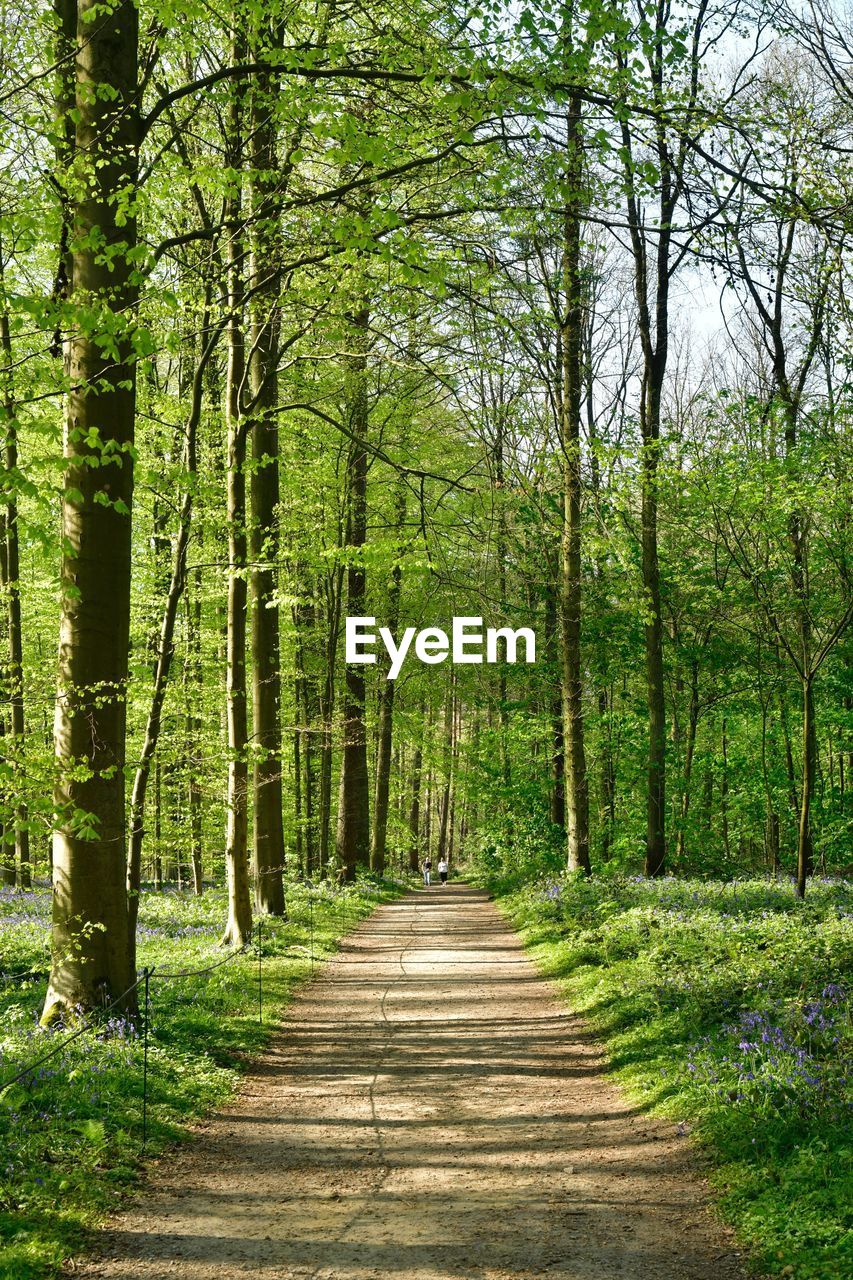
[[70, 885, 748, 1280]]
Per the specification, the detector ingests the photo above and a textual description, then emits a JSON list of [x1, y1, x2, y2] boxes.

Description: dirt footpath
[[72, 885, 748, 1280]]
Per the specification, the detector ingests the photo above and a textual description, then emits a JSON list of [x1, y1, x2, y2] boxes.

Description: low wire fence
[[0, 883, 361, 1152]]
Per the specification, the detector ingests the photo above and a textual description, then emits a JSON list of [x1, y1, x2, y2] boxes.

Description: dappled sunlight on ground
[[72, 887, 746, 1280]]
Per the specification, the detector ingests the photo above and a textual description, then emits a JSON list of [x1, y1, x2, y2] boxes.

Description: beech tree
[[336, 309, 372, 881], [44, 0, 140, 1018]]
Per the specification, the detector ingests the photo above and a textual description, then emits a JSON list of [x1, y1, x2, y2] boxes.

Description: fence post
[[309, 891, 314, 974]]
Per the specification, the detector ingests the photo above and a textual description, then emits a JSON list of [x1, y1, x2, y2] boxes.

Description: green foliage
[[493, 872, 853, 1279]]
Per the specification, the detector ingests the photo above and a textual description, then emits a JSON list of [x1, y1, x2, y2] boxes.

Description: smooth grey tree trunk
[[222, 37, 252, 947], [407, 740, 423, 874], [44, 0, 139, 1021], [370, 477, 405, 873], [336, 310, 371, 881], [558, 91, 590, 874], [0, 291, 28, 888], [248, 66, 286, 916], [0, 253, 28, 888]]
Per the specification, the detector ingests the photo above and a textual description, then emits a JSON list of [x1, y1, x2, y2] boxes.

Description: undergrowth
[[0, 876, 404, 1279], [490, 872, 852, 1280]]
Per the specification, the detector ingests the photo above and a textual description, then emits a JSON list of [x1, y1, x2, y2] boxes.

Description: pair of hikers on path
[[422, 857, 448, 886]]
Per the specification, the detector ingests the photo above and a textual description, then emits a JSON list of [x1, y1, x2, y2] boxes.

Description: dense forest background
[[0, 0, 850, 1013]]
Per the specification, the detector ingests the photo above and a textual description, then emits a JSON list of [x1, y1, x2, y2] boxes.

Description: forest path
[[72, 885, 747, 1280]]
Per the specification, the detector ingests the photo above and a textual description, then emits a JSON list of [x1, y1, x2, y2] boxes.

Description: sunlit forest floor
[[489, 874, 852, 1280], [0, 879, 404, 1279]]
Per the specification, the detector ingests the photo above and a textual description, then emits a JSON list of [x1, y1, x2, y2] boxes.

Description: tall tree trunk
[[493, 411, 511, 793], [187, 564, 204, 895], [675, 660, 699, 861], [0, 519, 11, 886], [545, 587, 565, 828], [43, 0, 138, 1020], [758, 650, 780, 877], [319, 693, 334, 874], [0, 262, 29, 889], [222, 41, 252, 947], [371, 478, 405, 873], [598, 688, 616, 860], [248, 68, 285, 916], [394, 743, 406, 839], [423, 768, 432, 858], [153, 761, 162, 889], [125, 325, 211, 941], [0, 744, 12, 884], [436, 679, 455, 862], [840, 668, 849, 804], [641, 397, 666, 877], [467, 711, 480, 844], [797, 676, 816, 898], [449, 695, 462, 862], [302, 676, 318, 878], [371, 657, 396, 874], [315, 565, 343, 875], [720, 718, 730, 859], [448, 790, 457, 863], [583, 260, 615, 864], [616, 15, 686, 878], [766, 812, 780, 876], [293, 709, 303, 872], [785, 401, 816, 897], [51, 0, 76, 363], [336, 309, 371, 881], [408, 738, 423, 874], [558, 90, 590, 874], [293, 582, 320, 876]]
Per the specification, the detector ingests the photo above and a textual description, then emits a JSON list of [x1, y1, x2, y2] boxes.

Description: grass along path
[[491, 873, 852, 1280], [0, 878, 405, 1280], [71, 885, 745, 1280]]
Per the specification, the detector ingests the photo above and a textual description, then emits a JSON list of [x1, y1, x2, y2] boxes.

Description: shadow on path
[[72, 886, 746, 1280]]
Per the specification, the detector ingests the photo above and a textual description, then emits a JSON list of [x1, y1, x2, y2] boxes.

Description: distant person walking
[[422, 856, 432, 886], [438, 857, 449, 885]]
